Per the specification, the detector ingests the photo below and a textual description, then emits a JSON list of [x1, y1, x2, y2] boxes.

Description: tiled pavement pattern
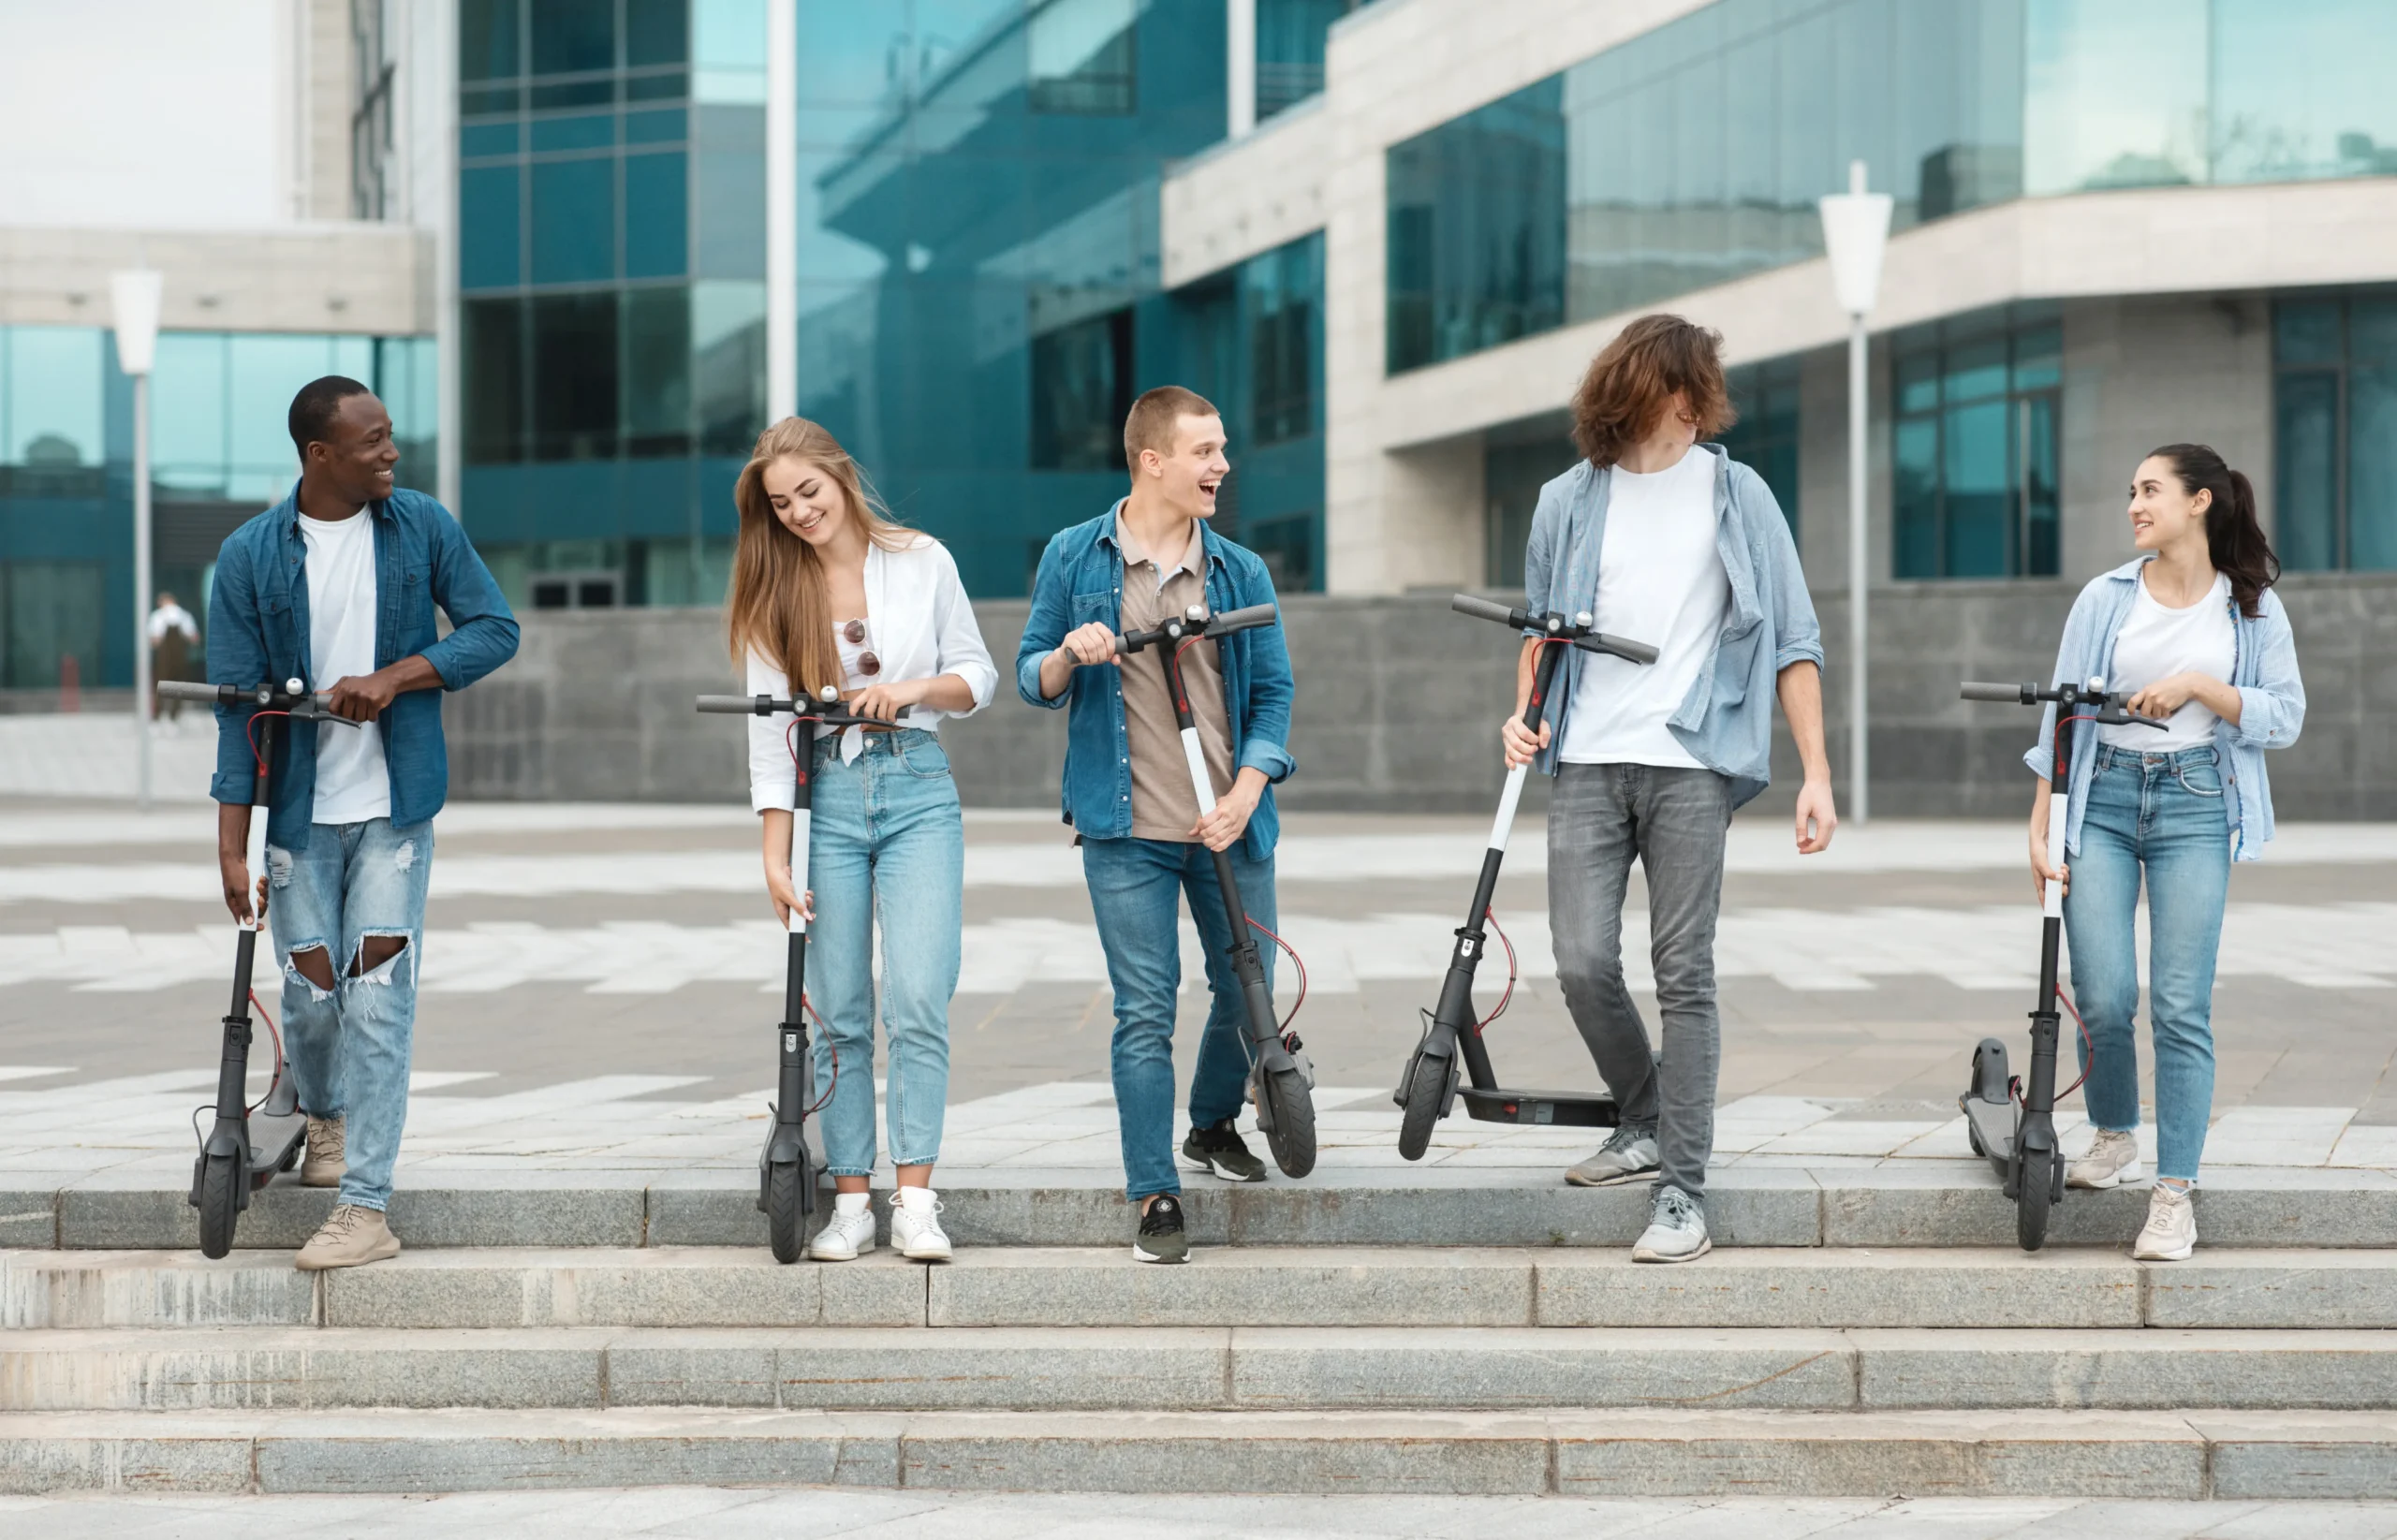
[[9, 1489, 2397, 1538], [2, 789, 2394, 1134]]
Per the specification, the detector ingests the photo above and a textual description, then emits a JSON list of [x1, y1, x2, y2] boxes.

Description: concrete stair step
[[9, 1166, 2392, 1251], [10, 1323, 2397, 1414], [7, 1405, 2397, 1499], [14, 1245, 2397, 1331]]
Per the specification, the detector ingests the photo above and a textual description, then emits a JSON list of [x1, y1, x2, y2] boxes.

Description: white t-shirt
[[300, 509, 391, 824], [1557, 447, 1728, 769], [2099, 567, 2235, 750]]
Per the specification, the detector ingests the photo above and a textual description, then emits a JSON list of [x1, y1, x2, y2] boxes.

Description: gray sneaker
[[1632, 1185, 1711, 1264], [1566, 1122, 1660, 1187]]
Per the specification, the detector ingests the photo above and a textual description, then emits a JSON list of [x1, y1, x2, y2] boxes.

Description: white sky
[[0, 0, 287, 228]]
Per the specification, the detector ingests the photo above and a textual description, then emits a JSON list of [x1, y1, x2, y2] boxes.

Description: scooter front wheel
[[196, 1153, 240, 1259], [2016, 1147, 2055, 1252], [1396, 1051, 1448, 1162], [765, 1158, 808, 1265], [1261, 1066, 1316, 1179]]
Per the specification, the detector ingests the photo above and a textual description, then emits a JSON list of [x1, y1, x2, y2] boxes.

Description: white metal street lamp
[[1817, 160, 1892, 824], [110, 269, 165, 812]]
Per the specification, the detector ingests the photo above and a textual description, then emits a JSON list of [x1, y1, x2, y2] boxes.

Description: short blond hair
[[1123, 385, 1219, 473]]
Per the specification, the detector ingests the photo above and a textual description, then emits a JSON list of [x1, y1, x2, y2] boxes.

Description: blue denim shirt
[[1522, 445, 1824, 807], [1016, 503, 1297, 861], [208, 485, 521, 849], [2025, 556, 2304, 861]]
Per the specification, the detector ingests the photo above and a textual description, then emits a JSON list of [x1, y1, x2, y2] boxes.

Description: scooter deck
[[1961, 1093, 2017, 1180], [1460, 1088, 1619, 1128], [248, 1108, 308, 1189]]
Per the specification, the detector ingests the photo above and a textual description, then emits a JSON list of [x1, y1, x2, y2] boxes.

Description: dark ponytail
[[2148, 443, 2279, 618]]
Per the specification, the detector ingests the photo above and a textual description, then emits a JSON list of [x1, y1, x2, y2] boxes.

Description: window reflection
[[1721, 358, 1802, 547], [1892, 313, 2062, 579], [2275, 290, 2397, 572], [3, 328, 105, 468], [1028, 0, 1138, 116]]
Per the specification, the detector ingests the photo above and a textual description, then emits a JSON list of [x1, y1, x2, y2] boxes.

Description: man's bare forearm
[[1776, 660, 1831, 781], [217, 800, 252, 859]]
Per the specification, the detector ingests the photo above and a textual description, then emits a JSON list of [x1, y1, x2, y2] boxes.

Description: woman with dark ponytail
[[2023, 444, 2304, 1261]]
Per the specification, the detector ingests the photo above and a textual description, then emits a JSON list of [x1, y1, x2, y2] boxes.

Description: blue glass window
[[1028, 0, 1138, 115], [461, 165, 522, 288], [625, 286, 693, 456], [1255, 0, 1367, 122], [151, 333, 229, 493], [464, 299, 527, 464], [461, 0, 521, 80], [531, 0, 613, 74], [3, 327, 106, 468], [531, 294, 619, 459], [1245, 237, 1319, 446], [625, 152, 689, 278], [1030, 307, 1132, 471], [627, 0, 690, 66], [461, 122, 521, 157], [2275, 290, 2397, 572], [531, 157, 616, 283], [1892, 315, 2061, 579], [1387, 79, 1566, 374], [1721, 358, 1802, 546], [625, 107, 687, 144], [530, 111, 613, 151]]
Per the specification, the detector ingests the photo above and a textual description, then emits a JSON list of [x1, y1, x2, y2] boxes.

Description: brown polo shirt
[[1117, 511, 1236, 842]]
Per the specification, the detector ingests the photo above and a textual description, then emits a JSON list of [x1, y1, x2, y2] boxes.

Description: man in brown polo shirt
[[1017, 386, 1299, 1263]]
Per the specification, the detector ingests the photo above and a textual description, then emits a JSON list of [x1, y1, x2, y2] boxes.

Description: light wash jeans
[[1081, 836, 1276, 1202], [267, 817, 434, 1211], [2065, 742, 2232, 1183], [805, 728, 962, 1177], [1547, 763, 1736, 1200]]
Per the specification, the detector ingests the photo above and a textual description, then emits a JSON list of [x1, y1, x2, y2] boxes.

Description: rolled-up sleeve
[[744, 649, 797, 814], [1235, 577, 1297, 785], [420, 508, 520, 690], [1761, 496, 1824, 671], [206, 538, 268, 806], [1016, 533, 1074, 710], [929, 544, 998, 715], [2227, 594, 2305, 751]]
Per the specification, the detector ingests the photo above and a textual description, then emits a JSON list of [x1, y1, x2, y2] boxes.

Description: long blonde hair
[[726, 417, 912, 697]]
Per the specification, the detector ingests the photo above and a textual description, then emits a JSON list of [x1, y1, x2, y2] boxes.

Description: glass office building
[[1381, 0, 2397, 579], [455, 0, 1358, 606], [0, 326, 433, 691]]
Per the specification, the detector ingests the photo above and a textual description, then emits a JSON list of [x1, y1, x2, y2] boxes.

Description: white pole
[[134, 372, 154, 811], [764, 0, 798, 421], [1227, 0, 1257, 138], [433, 0, 463, 516], [1846, 314, 1867, 825]]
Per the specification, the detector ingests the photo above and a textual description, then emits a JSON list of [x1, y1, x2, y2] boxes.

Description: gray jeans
[[1548, 762, 1733, 1198]]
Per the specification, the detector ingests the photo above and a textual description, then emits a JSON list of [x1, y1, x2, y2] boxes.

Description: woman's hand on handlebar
[[846, 678, 921, 722], [1501, 714, 1550, 768], [765, 862, 816, 928]]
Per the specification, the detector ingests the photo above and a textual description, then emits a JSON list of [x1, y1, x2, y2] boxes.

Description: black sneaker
[[1134, 1194, 1190, 1264], [1181, 1118, 1267, 1182]]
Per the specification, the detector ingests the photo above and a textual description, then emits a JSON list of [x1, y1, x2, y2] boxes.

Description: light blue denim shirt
[[1522, 445, 1823, 807], [2025, 556, 2304, 862]]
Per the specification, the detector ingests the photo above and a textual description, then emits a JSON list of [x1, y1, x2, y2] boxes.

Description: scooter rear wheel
[[196, 1153, 240, 1260], [2016, 1147, 2054, 1252], [1261, 1066, 1316, 1179], [765, 1158, 807, 1265], [1396, 1051, 1448, 1162]]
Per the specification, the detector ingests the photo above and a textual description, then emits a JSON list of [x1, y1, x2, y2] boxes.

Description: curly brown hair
[[1569, 315, 1736, 468]]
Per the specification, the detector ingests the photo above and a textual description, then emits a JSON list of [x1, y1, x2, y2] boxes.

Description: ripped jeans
[[266, 818, 433, 1210]]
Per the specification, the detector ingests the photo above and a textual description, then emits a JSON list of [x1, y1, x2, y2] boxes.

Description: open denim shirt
[[1016, 503, 1296, 861], [1522, 445, 1823, 808], [207, 485, 520, 850], [2025, 556, 2304, 861]]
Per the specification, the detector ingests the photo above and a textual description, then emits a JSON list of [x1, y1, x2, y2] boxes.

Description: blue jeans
[[2065, 742, 2232, 1183], [267, 817, 434, 1211], [805, 729, 962, 1177], [1081, 835, 1276, 1202]]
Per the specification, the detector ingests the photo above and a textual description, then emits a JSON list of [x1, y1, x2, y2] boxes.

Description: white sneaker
[[806, 1198, 877, 1262], [890, 1188, 952, 1262], [2133, 1181, 2197, 1262], [1631, 1185, 1712, 1264], [2068, 1128, 2142, 1189]]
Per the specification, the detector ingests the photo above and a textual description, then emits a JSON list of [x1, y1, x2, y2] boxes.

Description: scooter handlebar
[[1209, 603, 1279, 635], [1578, 632, 1661, 666], [157, 681, 229, 703], [695, 693, 912, 722], [167, 680, 357, 723], [1449, 593, 1527, 629], [1960, 682, 2035, 703]]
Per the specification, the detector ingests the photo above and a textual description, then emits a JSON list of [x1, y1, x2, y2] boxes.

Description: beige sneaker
[[2068, 1127, 2141, 1189], [2132, 1182, 2197, 1262], [295, 1204, 401, 1271], [300, 1116, 346, 1188]]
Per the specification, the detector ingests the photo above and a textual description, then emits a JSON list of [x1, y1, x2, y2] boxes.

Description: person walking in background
[[727, 417, 994, 1265], [1018, 386, 1297, 1266], [209, 375, 519, 1270], [1503, 315, 1838, 1265], [2032, 444, 2304, 1262], [149, 591, 199, 722]]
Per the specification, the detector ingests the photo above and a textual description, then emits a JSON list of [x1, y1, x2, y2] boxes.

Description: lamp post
[[1817, 160, 1891, 824], [110, 270, 165, 812]]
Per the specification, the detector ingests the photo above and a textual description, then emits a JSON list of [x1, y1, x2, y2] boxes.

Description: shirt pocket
[[1070, 590, 1115, 629], [397, 565, 434, 638]]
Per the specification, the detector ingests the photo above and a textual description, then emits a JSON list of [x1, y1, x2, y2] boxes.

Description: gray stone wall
[[445, 578, 2393, 819]]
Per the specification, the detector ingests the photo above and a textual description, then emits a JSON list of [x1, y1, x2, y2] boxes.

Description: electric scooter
[[159, 677, 362, 1258], [697, 685, 906, 1263], [1115, 602, 1317, 1180], [1956, 677, 2162, 1251], [1392, 595, 1660, 1160]]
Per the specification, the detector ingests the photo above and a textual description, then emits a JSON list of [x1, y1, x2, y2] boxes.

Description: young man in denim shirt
[[209, 376, 519, 1270], [1017, 387, 1297, 1263]]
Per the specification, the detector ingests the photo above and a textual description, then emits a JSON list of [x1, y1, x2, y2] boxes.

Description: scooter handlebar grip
[[696, 694, 778, 714], [156, 681, 225, 703], [1448, 593, 1524, 628], [1960, 682, 2034, 703], [1578, 632, 1660, 666], [1210, 603, 1279, 634]]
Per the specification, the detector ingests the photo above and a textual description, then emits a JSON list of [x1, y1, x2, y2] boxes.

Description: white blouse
[[744, 534, 997, 812]]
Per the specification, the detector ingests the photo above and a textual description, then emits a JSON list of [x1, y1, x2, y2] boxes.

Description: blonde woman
[[728, 418, 997, 1262]]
